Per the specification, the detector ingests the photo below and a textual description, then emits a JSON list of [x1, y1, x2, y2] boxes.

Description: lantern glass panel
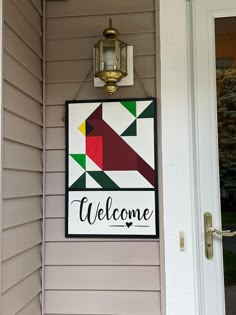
[[94, 41, 102, 73], [120, 42, 127, 73], [94, 29, 128, 76], [102, 39, 117, 70]]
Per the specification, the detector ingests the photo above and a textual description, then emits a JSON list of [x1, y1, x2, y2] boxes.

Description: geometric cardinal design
[[79, 104, 156, 187]]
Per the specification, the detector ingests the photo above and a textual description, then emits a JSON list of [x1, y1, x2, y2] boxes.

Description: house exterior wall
[[1, 0, 43, 314], [44, 0, 161, 314]]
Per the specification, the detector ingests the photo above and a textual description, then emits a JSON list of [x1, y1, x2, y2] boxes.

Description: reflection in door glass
[[215, 17, 236, 315]]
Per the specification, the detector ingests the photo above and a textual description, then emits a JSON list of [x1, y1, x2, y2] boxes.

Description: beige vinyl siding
[[15, 295, 42, 315], [45, 291, 161, 315], [45, 0, 161, 314], [46, 0, 156, 17], [1, 0, 43, 314], [30, 0, 42, 16], [47, 33, 156, 61]]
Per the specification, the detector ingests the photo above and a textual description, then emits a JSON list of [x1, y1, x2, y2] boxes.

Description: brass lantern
[[94, 19, 128, 95]]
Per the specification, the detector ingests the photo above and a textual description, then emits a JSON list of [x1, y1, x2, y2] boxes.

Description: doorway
[[192, 1, 236, 314]]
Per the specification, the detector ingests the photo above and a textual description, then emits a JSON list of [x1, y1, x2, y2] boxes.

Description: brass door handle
[[204, 212, 236, 259], [209, 228, 236, 237]]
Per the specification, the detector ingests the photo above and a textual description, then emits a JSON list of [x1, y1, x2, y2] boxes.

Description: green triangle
[[121, 120, 137, 136], [88, 171, 119, 189], [120, 101, 136, 117], [70, 154, 86, 170], [138, 102, 154, 118], [70, 172, 86, 189]]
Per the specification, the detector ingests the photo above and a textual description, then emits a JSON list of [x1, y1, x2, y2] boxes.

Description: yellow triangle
[[78, 121, 86, 135]]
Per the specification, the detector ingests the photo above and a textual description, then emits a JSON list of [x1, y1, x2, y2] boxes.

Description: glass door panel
[[215, 17, 236, 315]]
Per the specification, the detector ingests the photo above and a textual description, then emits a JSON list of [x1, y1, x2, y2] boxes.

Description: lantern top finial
[[103, 18, 119, 38]]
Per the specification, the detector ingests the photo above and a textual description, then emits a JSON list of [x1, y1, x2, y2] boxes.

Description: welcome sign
[[65, 98, 158, 237]]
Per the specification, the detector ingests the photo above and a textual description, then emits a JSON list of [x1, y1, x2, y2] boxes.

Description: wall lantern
[[94, 19, 133, 95]]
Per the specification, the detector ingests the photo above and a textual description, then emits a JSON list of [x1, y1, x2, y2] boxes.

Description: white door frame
[[160, 0, 236, 314], [159, 0, 200, 314], [192, 1, 236, 314]]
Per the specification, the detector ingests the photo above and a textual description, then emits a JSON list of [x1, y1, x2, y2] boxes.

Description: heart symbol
[[126, 222, 133, 228]]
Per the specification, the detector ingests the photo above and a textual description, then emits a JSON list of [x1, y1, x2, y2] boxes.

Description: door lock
[[204, 212, 236, 259]]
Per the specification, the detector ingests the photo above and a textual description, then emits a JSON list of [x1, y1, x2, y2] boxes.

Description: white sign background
[[68, 190, 156, 236]]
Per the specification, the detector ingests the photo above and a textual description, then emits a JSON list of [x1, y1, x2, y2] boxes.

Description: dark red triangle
[[88, 104, 102, 120]]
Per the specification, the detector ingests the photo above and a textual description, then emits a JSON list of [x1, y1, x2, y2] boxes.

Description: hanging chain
[[134, 66, 152, 98], [73, 66, 93, 100]]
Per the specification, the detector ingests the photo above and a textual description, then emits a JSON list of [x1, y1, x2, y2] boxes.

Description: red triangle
[[86, 136, 103, 169]]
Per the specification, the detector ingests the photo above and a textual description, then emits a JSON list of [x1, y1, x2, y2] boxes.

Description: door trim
[[159, 0, 200, 314], [160, 0, 236, 314], [192, 2, 236, 314]]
